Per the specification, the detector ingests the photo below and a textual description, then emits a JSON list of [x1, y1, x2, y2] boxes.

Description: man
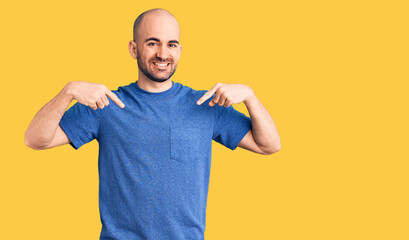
[[25, 8, 281, 240]]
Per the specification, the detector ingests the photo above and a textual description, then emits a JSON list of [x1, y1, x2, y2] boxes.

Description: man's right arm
[[24, 81, 125, 150], [24, 83, 74, 150]]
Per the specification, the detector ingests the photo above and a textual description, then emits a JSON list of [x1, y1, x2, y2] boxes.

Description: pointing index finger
[[196, 84, 221, 105], [106, 91, 125, 108]]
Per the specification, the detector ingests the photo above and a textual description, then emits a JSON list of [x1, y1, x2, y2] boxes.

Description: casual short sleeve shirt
[[59, 81, 252, 240]]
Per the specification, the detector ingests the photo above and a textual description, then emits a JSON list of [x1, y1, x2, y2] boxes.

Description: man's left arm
[[196, 83, 281, 155]]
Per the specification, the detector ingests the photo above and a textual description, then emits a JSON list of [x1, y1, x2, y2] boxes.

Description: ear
[[128, 40, 137, 59], [179, 44, 182, 55]]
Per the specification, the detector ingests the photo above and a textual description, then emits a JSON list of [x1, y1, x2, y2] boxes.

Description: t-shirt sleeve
[[59, 102, 101, 150], [212, 104, 252, 150]]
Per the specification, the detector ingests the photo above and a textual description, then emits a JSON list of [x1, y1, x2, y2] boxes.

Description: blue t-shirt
[[59, 81, 252, 240]]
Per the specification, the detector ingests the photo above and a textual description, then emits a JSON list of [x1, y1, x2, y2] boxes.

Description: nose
[[156, 45, 170, 62]]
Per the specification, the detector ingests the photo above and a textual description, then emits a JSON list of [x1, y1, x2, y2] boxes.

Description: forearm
[[25, 84, 73, 148], [244, 95, 281, 152]]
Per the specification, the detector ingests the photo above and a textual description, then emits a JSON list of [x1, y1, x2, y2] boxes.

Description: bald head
[[133, 8, 180, 43], [128, 8, 182, 83]]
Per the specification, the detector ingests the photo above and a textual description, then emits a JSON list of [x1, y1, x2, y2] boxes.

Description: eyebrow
[[145, 37, 179, 44]]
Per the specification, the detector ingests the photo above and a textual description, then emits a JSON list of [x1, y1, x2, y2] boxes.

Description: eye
[[169, 44, 177, 48], [148, 42, 157, 46]]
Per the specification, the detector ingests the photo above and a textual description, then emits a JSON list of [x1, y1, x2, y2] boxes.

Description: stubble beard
[[136, 51, 177, 83]]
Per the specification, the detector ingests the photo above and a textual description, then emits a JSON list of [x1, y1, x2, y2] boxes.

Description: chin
[[148, 75, 172, 83], [150, 78, 169, 83]]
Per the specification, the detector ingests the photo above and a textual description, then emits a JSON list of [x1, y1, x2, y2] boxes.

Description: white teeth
[[154, 63, 168, 67]]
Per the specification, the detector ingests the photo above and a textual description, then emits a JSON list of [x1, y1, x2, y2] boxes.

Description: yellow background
[[1, 0, 408, 239]]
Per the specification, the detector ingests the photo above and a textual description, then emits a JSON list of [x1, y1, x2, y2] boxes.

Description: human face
[[133, 14, 182, 83], [136, 37, 180, 83]]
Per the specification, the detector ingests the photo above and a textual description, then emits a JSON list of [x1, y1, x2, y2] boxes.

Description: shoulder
[[176, 82, 213, 103], [176, 82, 204, 94], [110, 82, 134, 97]]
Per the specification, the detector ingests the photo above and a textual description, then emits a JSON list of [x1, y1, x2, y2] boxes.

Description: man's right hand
[[66, 81, 125, 110]]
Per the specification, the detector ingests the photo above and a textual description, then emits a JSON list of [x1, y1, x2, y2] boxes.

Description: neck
[[137, 75, 173, 93]]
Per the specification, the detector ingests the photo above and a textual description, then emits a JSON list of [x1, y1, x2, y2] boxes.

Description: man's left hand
[[196, 83, 255, 107]]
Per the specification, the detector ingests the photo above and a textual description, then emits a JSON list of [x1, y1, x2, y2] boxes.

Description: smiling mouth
[[154, 62, 170, 67]]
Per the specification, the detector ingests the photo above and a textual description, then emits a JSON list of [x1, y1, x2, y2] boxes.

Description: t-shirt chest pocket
[[170, 123, 211, 163]]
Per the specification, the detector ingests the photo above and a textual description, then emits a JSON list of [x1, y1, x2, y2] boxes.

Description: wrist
[[61, 82, 75, 102], [243, 87, 257, 104]]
